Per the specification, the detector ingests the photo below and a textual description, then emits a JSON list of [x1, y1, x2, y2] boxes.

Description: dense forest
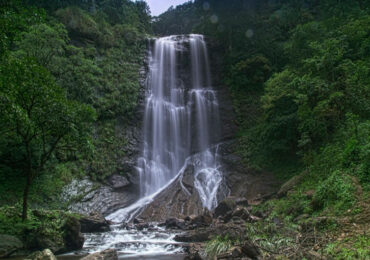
[[0, 0, 369, 259], [0, 0, 151, 251]]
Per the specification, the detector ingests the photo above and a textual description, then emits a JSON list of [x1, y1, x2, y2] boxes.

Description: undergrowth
[[205, 235, 236, 258]]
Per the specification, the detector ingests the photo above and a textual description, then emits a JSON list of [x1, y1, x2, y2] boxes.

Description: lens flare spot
[[210, 14, 218, 24], [203, 2, 210, 11], [246, 29, 254, 38]]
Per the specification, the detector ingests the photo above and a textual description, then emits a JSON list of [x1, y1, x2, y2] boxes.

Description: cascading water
[[108, 34, 225, 223], [76, 35, 226, 259]]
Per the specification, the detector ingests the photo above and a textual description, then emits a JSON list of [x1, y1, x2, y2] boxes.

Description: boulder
[[185, 243, 206, 260], [0, 234, 23, 258], [174, 230, 211, 242], [133, 218, 144, 224], [184, 252, 203, 260], [81, 249, 118, 260], [135, 223, 149, 231], [234, 197, 249, 207], [138, 164, 205, 221], [165, 218, 186, 229], [63, 216, 84, 252], [188, 211, 213, 228], [213, 197, 237, 218], [277, 173, 305, 198], [26, 249, 57, 260], [80, 212, 110, 233], [231, 207, 251, 221], [108, 174, 130, 190], [241, 241, 260, 259]]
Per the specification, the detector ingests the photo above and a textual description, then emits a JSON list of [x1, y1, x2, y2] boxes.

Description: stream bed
[[67, 224, 187, 259]]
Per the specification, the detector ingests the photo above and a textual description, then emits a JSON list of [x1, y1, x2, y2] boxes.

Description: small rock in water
[[80, 211, 110, 233], [63, 216, 85, 251], [81, 249, 118, 260], [133, 218, 145, 224], [136, 222, 149, 230]]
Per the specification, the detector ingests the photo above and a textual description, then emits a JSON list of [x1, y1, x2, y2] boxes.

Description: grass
[[325, 235, 370, 259], [205, 235, 236, 258]]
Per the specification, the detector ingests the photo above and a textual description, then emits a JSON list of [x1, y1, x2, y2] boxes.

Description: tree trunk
[[22, 170, 31, 221]]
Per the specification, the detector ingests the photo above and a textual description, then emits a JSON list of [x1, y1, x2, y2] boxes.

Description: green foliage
[[0, 204, 41, 237], [245, 220, 297, 257], [56, 7, 100, 40], [205, 235, 235, 258], [325, 235, 370, 260], [0, 205, 80, 248], [0, 0, 45, 59], [313, 172, 356, 212]]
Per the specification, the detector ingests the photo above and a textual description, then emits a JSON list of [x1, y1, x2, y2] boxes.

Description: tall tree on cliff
[[0, 57, 95, 220]]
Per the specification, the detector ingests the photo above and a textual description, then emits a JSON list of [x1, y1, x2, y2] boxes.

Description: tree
[[0, 57, 95, 220]]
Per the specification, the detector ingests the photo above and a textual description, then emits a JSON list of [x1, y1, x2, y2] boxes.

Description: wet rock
[[185, 243, 206, 260], [234, 197, 249, 207], [108, 174, 130, 190], [231, 207, 251, 221], [80, 212, 110, 233], [188, 211, 213, 228], [62, 178, 139, 216], [174, 230, 211, 242], [139, 164, 204, 221], [81, 249, 118, 260], [135, 223, 149, 231], [165, 218, 186, 229], [133, 218, 145, 224], [241, 241, 260, 259], [184, 252, 203, 260], [26, 249, 57, 260], [0, 234, 23, 258], [63, 216, 84, 252], [277, 173, 305, 198], [214, 197, 237, 218]]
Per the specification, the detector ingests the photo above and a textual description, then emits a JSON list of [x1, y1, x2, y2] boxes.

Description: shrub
[[313, 171, 356, 212]]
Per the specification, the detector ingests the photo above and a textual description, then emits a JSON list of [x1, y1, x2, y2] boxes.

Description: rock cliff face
[[64, 54, 148, 216]]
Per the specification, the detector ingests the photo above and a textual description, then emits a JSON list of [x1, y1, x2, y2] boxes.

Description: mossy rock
[[277, 172, 305, 198]]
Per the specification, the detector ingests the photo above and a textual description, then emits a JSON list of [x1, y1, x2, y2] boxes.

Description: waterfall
[[107, 35, 225, 222]]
